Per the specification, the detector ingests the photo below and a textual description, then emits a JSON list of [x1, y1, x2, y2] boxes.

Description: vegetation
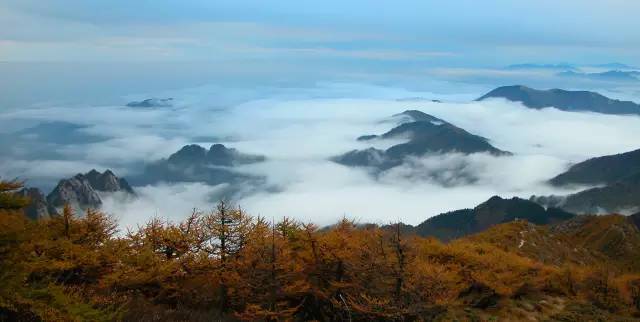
[[2, 180, 640, 321]]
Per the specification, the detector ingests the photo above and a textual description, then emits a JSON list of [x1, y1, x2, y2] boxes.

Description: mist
[[2, 82, 640, 227]]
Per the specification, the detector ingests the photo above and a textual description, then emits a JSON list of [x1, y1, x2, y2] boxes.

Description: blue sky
[[1, 0, 640, 108], [1, 0, 639, 66]]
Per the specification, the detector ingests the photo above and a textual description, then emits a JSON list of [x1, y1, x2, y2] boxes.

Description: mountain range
[[477, 85, 640, 115], [333, 110, 509, 171]]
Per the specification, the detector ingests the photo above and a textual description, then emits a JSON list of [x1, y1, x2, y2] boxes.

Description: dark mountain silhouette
[[550, 148, 640, 187], [534, 172, 640, 214], [333, 110, 509, 170], [477, 85, 640, 115], [126, 98, 173, 108], [137, 144, 266, 187], [532, 148, 640, 214], [403, 196, 574, 241]]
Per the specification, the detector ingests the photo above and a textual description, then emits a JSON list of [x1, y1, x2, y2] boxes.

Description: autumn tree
[[202, 200, 252, 314]]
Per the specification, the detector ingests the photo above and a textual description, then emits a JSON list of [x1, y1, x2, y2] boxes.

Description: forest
[[2, 179, 640, 321]]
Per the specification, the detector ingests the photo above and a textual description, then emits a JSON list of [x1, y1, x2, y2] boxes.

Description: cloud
[[3, 82, 640, 226], [100, 182, 229, 231]]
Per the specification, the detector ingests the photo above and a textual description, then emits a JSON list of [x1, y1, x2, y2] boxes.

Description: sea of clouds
[[2, 82, 640, 229]]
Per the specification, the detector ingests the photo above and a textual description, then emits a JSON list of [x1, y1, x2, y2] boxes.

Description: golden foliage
[[2, 180, 640, 320]]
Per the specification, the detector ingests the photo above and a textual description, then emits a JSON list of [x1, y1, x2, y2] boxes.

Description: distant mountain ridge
[[477, 85, 640, 115], [126, 98, 173, 108], [558, 70, 640, 82], [532, 148, 640, 214], [392, 196, 574, 241], [333, 110, 509, 171]]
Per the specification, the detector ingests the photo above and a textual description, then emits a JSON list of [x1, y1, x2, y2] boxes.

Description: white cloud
[[3, 83, 640, 226]]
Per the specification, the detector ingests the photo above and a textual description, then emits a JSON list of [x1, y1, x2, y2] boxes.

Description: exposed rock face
[[126, 98, 173, 108], [333, 110, 509, 171], [47, 174, 102, 212], [86, 169, 135, 195], [17, 187, 54, 220], [477, 85, 640, 115], [46, 169, 135, 213]]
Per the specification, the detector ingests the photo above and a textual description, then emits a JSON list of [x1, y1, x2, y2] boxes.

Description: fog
[[2, 82, 640, 228]]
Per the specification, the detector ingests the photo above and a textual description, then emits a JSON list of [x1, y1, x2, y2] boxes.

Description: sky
[[2, 1, 640, 228], [2, 1, 640, 108], [1, 0, 639, 65]]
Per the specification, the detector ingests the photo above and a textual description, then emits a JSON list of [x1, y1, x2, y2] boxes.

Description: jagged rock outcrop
[[86, 169, 135, 195], [46, 169, 135, 213]]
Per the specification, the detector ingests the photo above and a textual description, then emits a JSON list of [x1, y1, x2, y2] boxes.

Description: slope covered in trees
[[2, 180, 640, 321]]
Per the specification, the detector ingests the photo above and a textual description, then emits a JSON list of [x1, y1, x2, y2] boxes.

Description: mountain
[[477, 85, 640, 115], [535, 172, 640, 214], [592, 63, 638, 70], [86, 169, 135, 195], [550, 148, 640, 187], [137, 144, 266, 187], [557, 70, 639, 82], [505, 63, 576, 71], [17, 187, 54, 220], [412, 196, 574, 241], [126, 98, 173, 108], [532, 148, 640, 214], [333, 110, 509, 170], [47, 174, 103, 212], [46, 169, 135, 213]]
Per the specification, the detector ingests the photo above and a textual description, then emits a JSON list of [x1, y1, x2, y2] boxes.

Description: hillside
[[477, 85, 640, 115], [464, 215, 640, 271]]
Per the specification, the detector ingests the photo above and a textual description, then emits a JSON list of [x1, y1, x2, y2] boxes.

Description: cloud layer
[[2, 83, 640, 226]]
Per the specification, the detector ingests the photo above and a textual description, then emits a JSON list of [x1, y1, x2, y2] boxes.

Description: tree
[[202, 200, 252, 314]]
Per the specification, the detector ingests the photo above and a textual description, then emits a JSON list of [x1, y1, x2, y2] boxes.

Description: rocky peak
[[17, 187, 54, 220], [45, 169, 135, 214], [86, 169, 135, 194], [167, 144, 207, 165], [46, 174, 102, 212]]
